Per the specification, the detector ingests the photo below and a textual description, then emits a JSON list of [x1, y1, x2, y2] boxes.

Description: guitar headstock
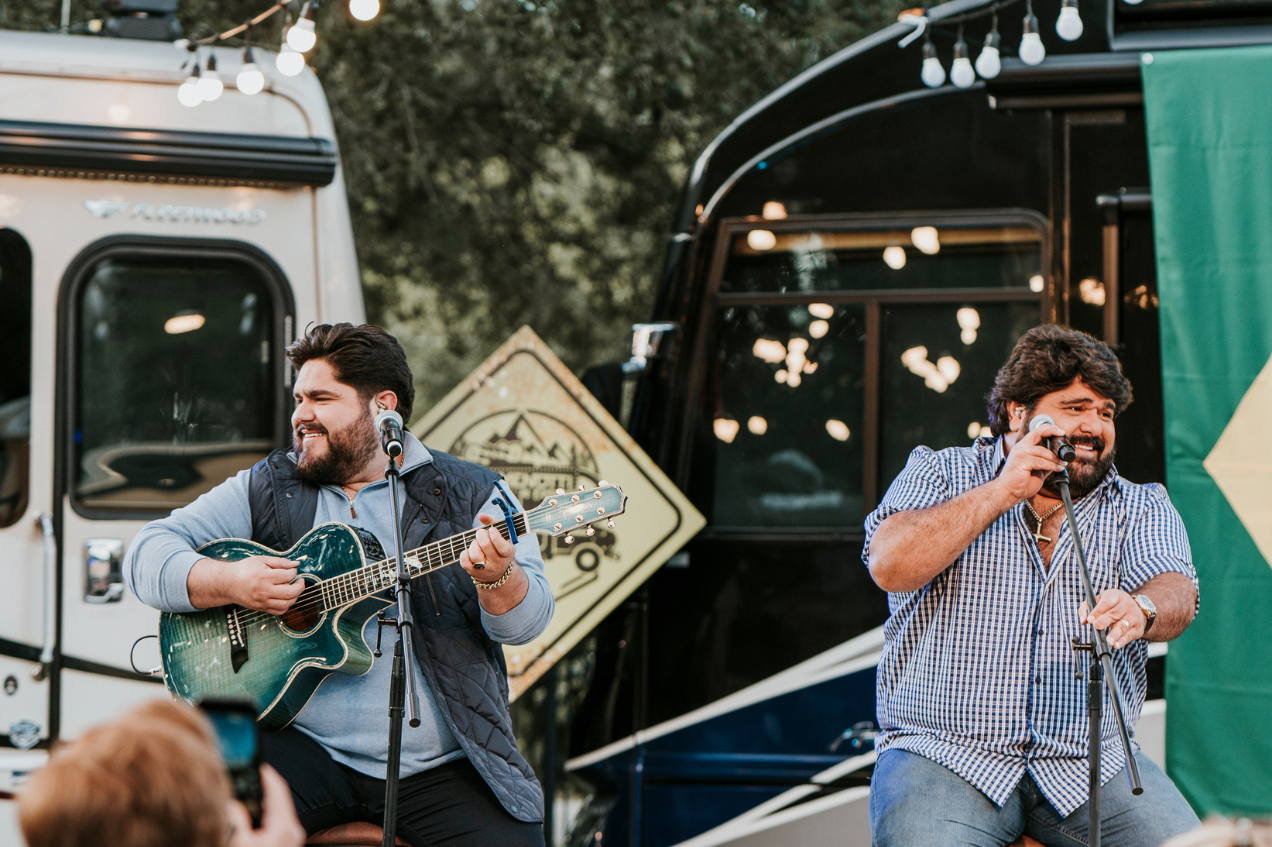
[[524, 482, 627, 539]]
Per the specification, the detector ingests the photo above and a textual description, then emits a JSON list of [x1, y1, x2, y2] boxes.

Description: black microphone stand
[[374, 443, 422, 847], [1056, 467, 1143, 847]]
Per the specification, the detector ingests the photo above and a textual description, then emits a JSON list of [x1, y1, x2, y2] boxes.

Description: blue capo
[[491, 480, 519, 545]]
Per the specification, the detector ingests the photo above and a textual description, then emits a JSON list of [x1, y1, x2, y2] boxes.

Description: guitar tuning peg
[[556, 488, 565, 495], [586, 525, 595, 537], [565, 534, 575, 545], [607, 519, 615, 529], [578, 484, 586, 491], [599, 480, 608, 486]]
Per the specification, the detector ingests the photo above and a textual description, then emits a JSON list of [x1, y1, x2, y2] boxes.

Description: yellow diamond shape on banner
[[413, 326, 706, 698], [1204, 352, 1272, 569]]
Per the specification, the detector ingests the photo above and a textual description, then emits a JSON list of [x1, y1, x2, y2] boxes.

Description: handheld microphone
[[375, 409, 405, 458], [1028, 414, 1076, 463]]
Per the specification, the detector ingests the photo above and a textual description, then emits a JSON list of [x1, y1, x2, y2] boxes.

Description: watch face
[[1137, 594, 1157, 615]]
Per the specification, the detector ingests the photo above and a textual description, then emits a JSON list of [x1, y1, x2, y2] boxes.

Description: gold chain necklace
[[1024, 500, 1064, 545]]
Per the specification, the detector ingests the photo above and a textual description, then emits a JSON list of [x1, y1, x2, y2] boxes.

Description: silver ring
[[1118, 619, 1131, 633], [472, 559, 486, 570]]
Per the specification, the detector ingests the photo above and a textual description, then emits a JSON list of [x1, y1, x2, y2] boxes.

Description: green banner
[[1145, 45, 1272, 817]]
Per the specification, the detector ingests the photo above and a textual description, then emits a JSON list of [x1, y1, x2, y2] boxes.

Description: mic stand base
[[1057, 469, 1142, 847]]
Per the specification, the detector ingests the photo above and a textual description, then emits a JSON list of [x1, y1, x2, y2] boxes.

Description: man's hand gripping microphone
[[375, 409, 405, 459], [1027, 414, 1076, 463]]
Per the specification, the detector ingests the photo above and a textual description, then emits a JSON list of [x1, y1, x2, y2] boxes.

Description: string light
[[198, 53, 224, 101], [237, 46, 266, 95], [950, 27, 975, 88], [177, 65, 203, 107], [975, 12, 1001, 79], [276, 42, 306, 75], [171, 0, 377, 103], [286, 1, 318, 52], [349, 0, 380, 21], [920, 33, 945, 88], [899, 0, 1082, 87], [1056, 0, 1083, 40], [1019, 0, 1046, 65]]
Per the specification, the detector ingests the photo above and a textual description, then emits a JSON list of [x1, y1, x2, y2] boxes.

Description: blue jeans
[[869, 749, 1199, 847]]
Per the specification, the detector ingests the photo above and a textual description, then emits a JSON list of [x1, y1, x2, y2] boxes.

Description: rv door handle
[[33, 512, 55, 682]]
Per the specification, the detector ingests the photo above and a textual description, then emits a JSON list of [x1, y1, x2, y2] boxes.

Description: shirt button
[[1035, 676, 1042, 684]]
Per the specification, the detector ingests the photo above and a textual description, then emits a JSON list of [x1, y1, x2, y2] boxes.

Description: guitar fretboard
[[307, 514, 530, 611]]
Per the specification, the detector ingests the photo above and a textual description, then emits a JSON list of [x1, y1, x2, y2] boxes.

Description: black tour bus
[[551, 0, 1262, 844]]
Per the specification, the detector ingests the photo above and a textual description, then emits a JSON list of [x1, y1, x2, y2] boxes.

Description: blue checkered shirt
[[862, 436, 1198, 816]]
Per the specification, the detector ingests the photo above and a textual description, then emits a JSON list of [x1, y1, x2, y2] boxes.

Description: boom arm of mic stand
[[1056, 469, 1143, 796]]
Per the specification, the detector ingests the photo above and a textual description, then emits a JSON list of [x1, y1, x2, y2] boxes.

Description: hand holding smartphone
[[199, 699, 265, 828]]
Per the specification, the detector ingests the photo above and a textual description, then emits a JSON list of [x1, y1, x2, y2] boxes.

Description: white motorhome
[[0, 28, 364, 841]]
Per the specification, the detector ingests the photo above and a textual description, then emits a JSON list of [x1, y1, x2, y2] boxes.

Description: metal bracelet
[[472, 561, 514, 590]]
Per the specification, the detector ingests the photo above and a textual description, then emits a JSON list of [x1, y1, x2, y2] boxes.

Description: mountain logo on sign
[[450, 410, 619, 600]]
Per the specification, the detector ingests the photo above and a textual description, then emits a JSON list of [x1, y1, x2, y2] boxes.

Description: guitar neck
[[315, 514, 530, 610]]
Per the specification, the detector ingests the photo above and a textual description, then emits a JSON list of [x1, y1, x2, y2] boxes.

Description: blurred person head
[[1163, 817, 1272, 847], [18, 698, 232, 847]]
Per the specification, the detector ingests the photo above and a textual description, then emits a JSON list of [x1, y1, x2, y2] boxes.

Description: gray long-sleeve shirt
[[124, 433, 553, 779]]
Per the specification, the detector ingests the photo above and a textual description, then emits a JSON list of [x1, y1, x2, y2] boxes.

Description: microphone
[[375, 409, 405, 458], [1028, 414, 1076, 463]]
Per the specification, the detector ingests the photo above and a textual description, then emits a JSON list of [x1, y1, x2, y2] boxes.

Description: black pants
[[261, 728, 545, 847]]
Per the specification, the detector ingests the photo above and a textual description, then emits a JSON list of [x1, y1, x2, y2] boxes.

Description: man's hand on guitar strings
[[187, 555, 304, 614], [461, 514, 516, 583]]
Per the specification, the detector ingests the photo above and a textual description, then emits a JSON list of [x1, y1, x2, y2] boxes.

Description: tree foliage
[[6, 0, 907, 413]]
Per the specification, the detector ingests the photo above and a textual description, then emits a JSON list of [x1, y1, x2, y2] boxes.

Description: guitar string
[[229, 514, 531, 631]]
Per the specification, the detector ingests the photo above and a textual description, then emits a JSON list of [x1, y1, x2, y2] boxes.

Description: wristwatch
[[1132, 594, 1157, 633]]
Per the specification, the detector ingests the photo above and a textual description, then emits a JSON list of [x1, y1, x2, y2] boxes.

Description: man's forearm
[[1138, 571, 1197, 642], [868, 479, 1016, 592], [186, 557, 234, 610]]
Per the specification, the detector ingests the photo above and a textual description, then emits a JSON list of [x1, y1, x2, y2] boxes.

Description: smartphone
[[199, 699, 264, 828]]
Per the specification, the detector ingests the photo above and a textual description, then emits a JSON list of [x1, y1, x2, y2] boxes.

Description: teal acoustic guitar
[[159, 483, 627, 729]]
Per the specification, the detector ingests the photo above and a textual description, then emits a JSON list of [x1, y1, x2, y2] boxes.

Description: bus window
[[0, 229, 31, 528], [722, 225, 1042, 294], [72, 255, 279, 514], [711, 304, 865, 529], [880, 302, 1041, 487]]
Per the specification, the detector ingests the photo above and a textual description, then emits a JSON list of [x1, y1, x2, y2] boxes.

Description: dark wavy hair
[[987, 324, 1132, 436], [286, 323, 416, 423]]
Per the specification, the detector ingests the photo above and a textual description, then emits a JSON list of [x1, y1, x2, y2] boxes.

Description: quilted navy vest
[[246, 448, 544, 823]]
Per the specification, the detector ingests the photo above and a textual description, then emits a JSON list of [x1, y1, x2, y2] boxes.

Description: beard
[[293, 411, 378, 487], [1025, 415, 1116, 499]]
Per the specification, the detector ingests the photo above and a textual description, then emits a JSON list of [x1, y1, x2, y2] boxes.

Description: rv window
[[73, 256, 277, 513], [0, 229, 32, 529], [710, 304, 865, 529], [880, 301, 1040, 488], [722, 226, 1042, 294]]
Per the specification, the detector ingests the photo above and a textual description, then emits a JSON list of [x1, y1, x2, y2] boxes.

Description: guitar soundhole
[[281, 604, 320, 633]]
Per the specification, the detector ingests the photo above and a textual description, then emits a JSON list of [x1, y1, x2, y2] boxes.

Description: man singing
[[865, 325, 1199, 846], [125, 323, 551, 847]]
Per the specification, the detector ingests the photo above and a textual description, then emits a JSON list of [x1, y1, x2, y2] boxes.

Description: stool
[[306, 822, 409, 846]]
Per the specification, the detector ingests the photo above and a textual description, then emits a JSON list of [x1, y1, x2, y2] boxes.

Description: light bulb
[[1020, 32, 1046, 65], [1020, 11, 1046, 65], [177, 72, 203, 107], [951, 37, 975, 88], [198, 54, 223, 102], [1056, 0, 1083, 40], [976, 29, 1002, 79], [920, 41, 945, 88], [276, 43, 306, 76], [237, 63, 265, 95], [287, 2, 318, 52], [349, 0, 380, 20]]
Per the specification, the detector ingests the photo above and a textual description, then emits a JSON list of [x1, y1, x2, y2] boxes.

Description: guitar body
[[159, 523, 388, 730]]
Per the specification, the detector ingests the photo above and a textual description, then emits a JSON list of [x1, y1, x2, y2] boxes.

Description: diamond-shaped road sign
[[413, 326, 706, 698], [1204, 352, 1272, 569]]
